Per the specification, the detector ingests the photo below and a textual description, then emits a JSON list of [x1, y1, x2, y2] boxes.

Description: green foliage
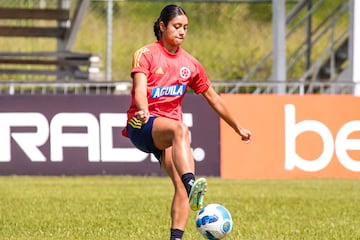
[[89, 1, 116, 20], [1, 176, 360, 239], [246, 3, 272, 22]]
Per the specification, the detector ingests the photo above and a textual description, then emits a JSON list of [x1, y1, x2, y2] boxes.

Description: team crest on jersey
[[179, 67, 191, 79], [151, 84, 187, 98]]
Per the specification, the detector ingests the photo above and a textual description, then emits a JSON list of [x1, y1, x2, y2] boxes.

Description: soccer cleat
[[189, 177, 208, 211]]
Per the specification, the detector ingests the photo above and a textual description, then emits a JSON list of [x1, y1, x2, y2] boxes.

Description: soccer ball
[[195, 203, 233, 239]]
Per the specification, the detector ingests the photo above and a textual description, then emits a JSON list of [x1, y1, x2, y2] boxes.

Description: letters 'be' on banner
[[220, 95, 360, 179]]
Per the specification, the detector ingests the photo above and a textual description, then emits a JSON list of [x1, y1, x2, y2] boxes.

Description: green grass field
[[1, 176, 360, 240]]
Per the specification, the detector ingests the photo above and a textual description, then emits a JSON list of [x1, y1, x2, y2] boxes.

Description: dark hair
[[153, 4, 187, 40]]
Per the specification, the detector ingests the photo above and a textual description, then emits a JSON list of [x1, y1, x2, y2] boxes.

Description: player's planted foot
[[189, 177, 207, 211]]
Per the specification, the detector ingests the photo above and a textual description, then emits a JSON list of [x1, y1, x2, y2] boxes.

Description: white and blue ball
[[195, 203, 233, 239]]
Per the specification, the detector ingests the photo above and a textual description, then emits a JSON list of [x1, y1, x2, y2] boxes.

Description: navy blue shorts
[[126, 116, 163, 161]]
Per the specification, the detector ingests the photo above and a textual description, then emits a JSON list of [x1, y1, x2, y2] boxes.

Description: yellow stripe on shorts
[[128, 116, 142, 129]]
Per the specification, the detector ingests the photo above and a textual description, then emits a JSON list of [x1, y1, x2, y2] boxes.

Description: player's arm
[[133, 72, 150, 123], [202, 86, 252, 143]]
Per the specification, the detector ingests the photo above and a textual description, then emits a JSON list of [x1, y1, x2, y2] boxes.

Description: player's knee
[[174, 122, 190, 140]]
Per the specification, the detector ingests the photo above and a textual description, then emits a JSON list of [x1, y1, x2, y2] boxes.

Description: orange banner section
[[220, 95, 360, 179]]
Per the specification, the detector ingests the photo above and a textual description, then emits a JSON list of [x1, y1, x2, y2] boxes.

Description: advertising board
[[220, 95, 360, 179], [0, 95, 220, 176]]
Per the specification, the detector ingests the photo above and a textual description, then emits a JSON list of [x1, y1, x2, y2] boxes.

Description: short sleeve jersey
[[126, 40, 211, 122]]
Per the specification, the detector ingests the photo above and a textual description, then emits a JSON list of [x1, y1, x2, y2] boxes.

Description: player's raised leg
[[153, 117, 207, 211]]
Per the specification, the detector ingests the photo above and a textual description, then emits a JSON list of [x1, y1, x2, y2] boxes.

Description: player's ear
[[159, 21, 166, 32]]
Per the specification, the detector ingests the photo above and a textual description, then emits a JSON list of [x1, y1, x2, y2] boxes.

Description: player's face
[[160, 14, 188, 52]]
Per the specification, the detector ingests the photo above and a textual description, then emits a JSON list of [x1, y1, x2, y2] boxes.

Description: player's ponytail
[[153, 18, 161, 40]]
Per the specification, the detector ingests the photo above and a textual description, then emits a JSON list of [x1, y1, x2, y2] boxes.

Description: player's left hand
[[239, 128, 252, 143]]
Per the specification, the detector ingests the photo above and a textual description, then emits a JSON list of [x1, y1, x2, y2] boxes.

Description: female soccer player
[[122, 4, 252, 240]]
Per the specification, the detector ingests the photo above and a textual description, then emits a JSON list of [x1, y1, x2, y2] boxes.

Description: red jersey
[[126, 40, 211, 122]]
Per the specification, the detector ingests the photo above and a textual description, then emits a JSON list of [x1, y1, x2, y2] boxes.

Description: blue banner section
[[0, 95, 219, 176]]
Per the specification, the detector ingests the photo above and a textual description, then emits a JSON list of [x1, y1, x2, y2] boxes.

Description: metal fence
[[0, 80, 356, 95]]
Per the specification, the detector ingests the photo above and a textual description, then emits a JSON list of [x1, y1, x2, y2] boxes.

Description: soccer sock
[[181, 172, 195, 197], [170, 228, 184, 240]]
